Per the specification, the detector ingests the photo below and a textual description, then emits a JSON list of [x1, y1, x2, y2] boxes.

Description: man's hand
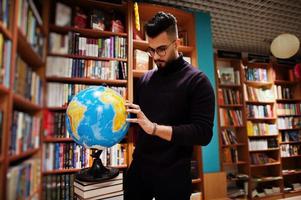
[[125, 101, 155, 135]]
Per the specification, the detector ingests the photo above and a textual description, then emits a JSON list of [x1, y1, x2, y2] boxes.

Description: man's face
[[147, 32, 177, 69]]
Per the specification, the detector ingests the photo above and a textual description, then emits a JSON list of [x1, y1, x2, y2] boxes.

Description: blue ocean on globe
[[65, 86, 129, 149]]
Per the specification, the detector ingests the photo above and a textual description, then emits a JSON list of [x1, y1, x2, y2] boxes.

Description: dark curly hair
[[144, 12, 178, 39]]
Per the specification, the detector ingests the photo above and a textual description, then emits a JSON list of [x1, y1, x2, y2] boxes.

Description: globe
[[65, 86, 129, 150]]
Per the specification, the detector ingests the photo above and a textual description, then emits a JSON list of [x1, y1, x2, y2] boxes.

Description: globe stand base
[[75, 150, 119, 182]]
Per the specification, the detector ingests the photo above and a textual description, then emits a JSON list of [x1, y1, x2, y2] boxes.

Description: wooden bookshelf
[[48, 53, 127, 62], [17, 29, 44, 68], [46, 77, 127, 86], [49, 24, 128, 38], [0, 84, 10, 94], [0, 21, 12, 40], [249, 148, 280, 153], [244, 81, 273, 87], [133, 69, 148, 78], [43, 137, 74, 143], [8, 148, 40, 163], [43, 168, 81, 175], [219, 104, 243, 108], [13, 93, 42, 112], [250, 162, 281, 168]]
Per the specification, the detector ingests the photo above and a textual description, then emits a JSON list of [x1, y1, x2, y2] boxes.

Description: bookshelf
[[215, 52, 250, 199], [273, 59, 301, 198], [216, 51, 301, 199], [130, 2, 204, 200]]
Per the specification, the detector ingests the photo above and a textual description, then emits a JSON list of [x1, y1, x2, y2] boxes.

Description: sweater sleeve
[[171, 72, 215, 146]]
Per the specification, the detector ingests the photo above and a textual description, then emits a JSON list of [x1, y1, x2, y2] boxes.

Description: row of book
[[0, 0, 10, 28], [43, 142, 127, 171], [49, 32, 127, 59], [280, 144, 301, 157], [18, 0, 45, 58], [248, 138, 278, 151], [281, 130, 301, 142], [244, 67, 268, 82], [274, 85, 293, 100], [219, 108, 243, 126], [246, 121, 278, 136], [223, 147, 238, 163], [277, 117, 301, 130], [246, 104, 273, 118], [220, 129, 238, 145], [43, 174, 75, 200], [250, 153, 277, 165], [0, 33, 12, 87], [46, 57, 128, 80], [43, 143, 90, 171], [47, 84, 126, 107], [10, 110, 40, 156], [277, 103, 301, 115], [44, 111, 68, 138], [6, 158, 41, 200], [14, 55, 43, 104], [217, 88, 241, 105], [243, 85, 274, 102], [55, 2, 125, 33]]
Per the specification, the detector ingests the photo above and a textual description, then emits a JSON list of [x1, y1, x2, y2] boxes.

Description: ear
[[175, 38, 180, 48]]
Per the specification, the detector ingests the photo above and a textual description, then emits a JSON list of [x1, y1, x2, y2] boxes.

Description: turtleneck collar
[[155, 55, 186, 75]]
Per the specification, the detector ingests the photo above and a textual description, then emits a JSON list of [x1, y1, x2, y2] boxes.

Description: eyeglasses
[[146, 40, 176, 57]]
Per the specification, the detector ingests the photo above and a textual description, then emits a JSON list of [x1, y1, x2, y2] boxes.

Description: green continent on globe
[[66, 101, 87, 140], [100, 88, 126, 132]]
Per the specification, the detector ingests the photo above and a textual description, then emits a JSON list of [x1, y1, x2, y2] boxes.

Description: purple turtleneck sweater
[[133, 55, 215, 168]]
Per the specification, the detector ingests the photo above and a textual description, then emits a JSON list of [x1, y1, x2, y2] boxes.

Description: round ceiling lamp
[[270, 33, 300, 59]]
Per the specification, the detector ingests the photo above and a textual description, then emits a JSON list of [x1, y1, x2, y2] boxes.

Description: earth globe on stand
[[65, 85, 129, 182]]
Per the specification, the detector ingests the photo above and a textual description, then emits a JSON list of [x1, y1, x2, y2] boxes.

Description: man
[[124, 12, 215, 200]]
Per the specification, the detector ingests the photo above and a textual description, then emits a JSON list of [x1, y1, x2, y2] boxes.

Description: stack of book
[[74, 173, 123, 200]]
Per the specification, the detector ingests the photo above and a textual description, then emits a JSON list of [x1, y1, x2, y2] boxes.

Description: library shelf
[[278, 128, 301, 131], [282, 170, 301, 176], [247, 117, 277, 121], [218, 84, 241, 88], [281, 155, 301, 159], [49, 24, 128, 38], [48, 53, 127, 62], [251, 176, 282, 183], [192, 178, 202, 184], [43, 137, 74, 143], [13, 93, 42, 112], [248, 135, 278, 138], [17, 29, 44, 68], [0, 21, 12, 39], [245, 101, 274, 105], [0, 84, 9, 94], [47, 106, 68, 111], [244, 81, 273, 87], [274, 80, 299, 85], [250, 162, 281, 168], [223, 161, 248, 166], [219, 104, 243, 108], [220, 125, 245, 129], [284, 190, 301, 198], [46, 77, 127, 86], [9, 148, 40, 163], [249, 148, 280, 153], [277, 114, 301, 117], [0, 156, 3, 163], [280, 141, 301, 145], [276, 99, 301, 103], [133, 69, 148, 78], [133, 39, 194, 54], [221, 143, 246, 148]]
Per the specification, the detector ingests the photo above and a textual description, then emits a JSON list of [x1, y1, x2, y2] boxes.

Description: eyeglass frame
[[146, 40, 176, 57]]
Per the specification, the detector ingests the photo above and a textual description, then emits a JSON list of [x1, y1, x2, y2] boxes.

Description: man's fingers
[[126, 118, 138, 123], [125, 102, 140, 109], [126, 109, 140, 114]]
